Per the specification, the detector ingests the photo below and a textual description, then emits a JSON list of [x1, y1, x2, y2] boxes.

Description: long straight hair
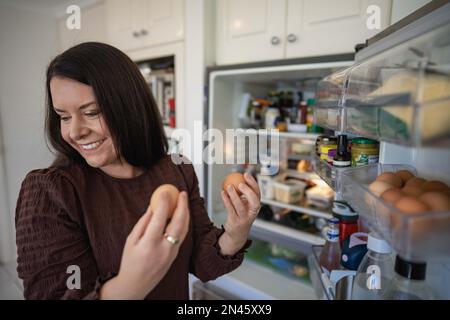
[[45, 42, 168, 169]]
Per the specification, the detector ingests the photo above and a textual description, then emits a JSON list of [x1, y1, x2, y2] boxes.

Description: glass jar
[[351, 138, 379, 167], [319, 137, 337, 162]]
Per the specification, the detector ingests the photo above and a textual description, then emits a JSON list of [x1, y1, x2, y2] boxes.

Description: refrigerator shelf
[[251, 219, 325, 254], [261, 198, 332, 220], [314, 22, 450, 147], [312, 154, 354, 193], [341, 163, 450, 261], [237, 128, 321, 140]]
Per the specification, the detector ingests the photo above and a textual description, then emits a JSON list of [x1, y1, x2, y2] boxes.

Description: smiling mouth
[[79, 139, 106, 151]]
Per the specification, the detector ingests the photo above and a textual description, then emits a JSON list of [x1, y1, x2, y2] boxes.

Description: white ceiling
[[0, 0, 101, 17]]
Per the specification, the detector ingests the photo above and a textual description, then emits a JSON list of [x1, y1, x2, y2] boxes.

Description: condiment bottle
[[333, 134, 351, 167], [319, 217, 342, 276]]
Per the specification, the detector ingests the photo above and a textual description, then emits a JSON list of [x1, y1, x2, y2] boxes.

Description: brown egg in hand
[[376, 172, 403, 188], [150, 184, 180, 219], [223, 172, 245, 196]]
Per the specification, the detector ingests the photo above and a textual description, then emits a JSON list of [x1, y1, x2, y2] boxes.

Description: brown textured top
[[15, 155, 250, 299]]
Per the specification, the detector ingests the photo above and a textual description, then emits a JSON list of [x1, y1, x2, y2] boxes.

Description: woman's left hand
[[219, 172, 261, 256]]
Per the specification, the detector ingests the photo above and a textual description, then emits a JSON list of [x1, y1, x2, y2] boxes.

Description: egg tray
[[341, 163, 450, 261]]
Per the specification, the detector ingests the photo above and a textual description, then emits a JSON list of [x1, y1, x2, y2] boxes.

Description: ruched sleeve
[[177, 162, 251, 282], [15, 169, 113, 299]]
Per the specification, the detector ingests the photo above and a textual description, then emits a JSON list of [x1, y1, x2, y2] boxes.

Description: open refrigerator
[[203, 1, 450, 300], [204, 55, 353, 299]]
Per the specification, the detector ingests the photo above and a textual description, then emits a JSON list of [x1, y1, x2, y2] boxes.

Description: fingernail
[[227, 185, 233, 193]]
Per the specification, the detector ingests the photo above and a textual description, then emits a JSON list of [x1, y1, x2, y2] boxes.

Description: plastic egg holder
[[341, 163, 450, 261]]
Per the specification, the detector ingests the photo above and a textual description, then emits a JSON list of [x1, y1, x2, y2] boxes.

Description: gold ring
[[164, 234, 180, 245]]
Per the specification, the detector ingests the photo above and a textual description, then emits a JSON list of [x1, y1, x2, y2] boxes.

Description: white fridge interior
[[206, 59, 353, 299]]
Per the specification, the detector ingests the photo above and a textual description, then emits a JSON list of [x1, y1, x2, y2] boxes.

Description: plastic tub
[[341, 163, 450, 260]]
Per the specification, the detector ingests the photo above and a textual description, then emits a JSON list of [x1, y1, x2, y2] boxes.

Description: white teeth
[[80, 139, 104, 150]]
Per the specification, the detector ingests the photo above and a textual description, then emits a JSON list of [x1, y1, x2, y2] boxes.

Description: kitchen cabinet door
[[216, 0, 286, 65], [106, 0, 184, 52], [140, 0, 185, 48], [105, 0, 144, 51], [285, 0, 392, 58]]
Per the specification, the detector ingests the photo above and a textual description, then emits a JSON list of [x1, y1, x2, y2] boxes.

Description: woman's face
[[50, 76, 119, 169]]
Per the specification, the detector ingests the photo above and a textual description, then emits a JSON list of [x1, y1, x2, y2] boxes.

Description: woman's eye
[[85, 110, 101, 117], [60, 116, 71, 122]]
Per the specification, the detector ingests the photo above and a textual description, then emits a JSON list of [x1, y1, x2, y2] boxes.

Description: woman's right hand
[[100, 191, 190, 299]]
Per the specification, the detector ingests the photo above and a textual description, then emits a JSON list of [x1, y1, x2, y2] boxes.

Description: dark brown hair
[[45, 42, 168, 168]]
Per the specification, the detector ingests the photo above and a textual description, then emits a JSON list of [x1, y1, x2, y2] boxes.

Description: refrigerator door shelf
[[341, 163, 450, 261]]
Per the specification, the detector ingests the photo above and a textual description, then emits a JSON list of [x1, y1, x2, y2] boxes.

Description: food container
[[343, 23, 450, 147], [258, 174, 275, 200], [274, 179, 307, 204], [341, 163, 450, 260], [351, 138, 379, 167]]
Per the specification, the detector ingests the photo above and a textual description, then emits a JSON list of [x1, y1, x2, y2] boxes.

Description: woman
[[15, 42, 261, 299]]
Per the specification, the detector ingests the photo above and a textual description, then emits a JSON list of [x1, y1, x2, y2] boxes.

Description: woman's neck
[[99, 161, 145, 179]]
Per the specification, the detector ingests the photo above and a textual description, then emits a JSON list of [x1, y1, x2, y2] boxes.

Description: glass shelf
[[261, 198, 332, 220]]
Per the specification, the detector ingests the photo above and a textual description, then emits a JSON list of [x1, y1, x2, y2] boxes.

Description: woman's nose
[[69, 117, 89, 141]]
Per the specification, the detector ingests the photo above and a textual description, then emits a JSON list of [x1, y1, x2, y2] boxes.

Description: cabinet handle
[[287, 33, 297, 43], [140, 29, 148, 36], [270, 36, 281, 45], [132, 31, 140, 38]]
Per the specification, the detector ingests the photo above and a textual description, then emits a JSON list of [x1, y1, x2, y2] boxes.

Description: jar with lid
[[265, 106, 280, 129], [351, 138, 379, 167], [320, 137, 337, 162]]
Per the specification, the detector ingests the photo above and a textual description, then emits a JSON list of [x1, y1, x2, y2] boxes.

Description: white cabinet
[[216, 0, 392, 65], [59, 2, 108, 52], [216, 0, 287, 64], [105, 0, 184, 52]]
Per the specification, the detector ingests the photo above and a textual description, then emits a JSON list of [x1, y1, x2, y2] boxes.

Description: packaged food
[[320, 143, 337, 162], [351, 138, 379, 167], [305, 185, 334, 209], [274, 179, 307, 204]]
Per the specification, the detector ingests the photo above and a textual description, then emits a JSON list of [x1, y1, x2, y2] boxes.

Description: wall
[[0, 4, 59, 263], [185, 0, 216, 196], [58, 1, 107, 52]]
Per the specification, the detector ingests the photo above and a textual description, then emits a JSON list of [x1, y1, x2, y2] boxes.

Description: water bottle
[[382, 255, 435, 300], [352, 232, 394, 300]]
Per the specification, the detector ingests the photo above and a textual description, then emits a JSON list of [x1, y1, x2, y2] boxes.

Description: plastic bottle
[[319, 217, 341, 276], [332, 200, 359, 247], [352, 232, 394, 300], [382, 255, 435, 300]]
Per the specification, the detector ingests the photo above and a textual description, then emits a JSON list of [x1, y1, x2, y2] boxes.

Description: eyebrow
[[54, 101, 97, 113]]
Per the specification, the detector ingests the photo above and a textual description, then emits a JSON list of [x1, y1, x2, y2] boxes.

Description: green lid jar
[[351, 138, 379, 167]]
